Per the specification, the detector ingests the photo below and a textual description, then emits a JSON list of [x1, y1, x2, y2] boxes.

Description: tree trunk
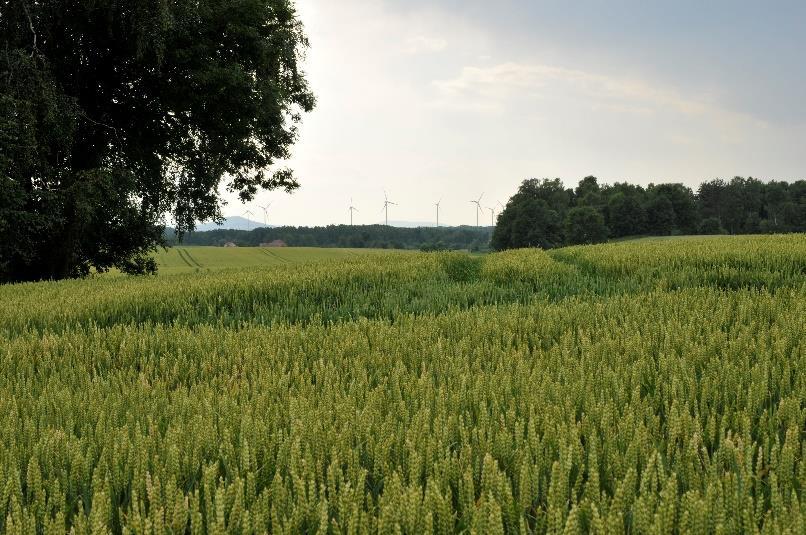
[[45, 127, 103, 279]]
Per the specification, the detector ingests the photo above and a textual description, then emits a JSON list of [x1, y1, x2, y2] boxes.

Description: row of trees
[[169, 225, 494, 252], [492, 176, 806, 250]]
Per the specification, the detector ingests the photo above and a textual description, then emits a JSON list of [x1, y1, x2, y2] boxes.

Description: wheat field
[[0, 235, 803, 533]]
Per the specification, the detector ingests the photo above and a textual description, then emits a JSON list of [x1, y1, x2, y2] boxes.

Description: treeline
[[492, 176, 806, 250], [168, 225, 495, 251]]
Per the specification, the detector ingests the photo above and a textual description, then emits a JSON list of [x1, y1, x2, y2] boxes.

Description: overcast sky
[[226, 0, 806, 227]]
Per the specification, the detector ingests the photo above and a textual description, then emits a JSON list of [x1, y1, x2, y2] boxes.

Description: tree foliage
[[0, 0, 314, 281], [699, 217, 726, 235], [564, 206, 608, 245], [607, 191, 647, 238], [492, 179, 568, 250], [494, 175, 806, 251], [645, 195, 675, 236]]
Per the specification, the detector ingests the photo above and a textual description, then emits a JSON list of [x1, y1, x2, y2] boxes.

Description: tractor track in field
[[183, 249, 203, 268], [261, 248, 293, 264], [177, 248, 203, 268], [175, 248, 194, 268]]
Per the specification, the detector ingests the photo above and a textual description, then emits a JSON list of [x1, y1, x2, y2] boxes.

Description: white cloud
[[431, 60, 776, 149], [404, 35, 448, 54], [434, 62, 711, 115]]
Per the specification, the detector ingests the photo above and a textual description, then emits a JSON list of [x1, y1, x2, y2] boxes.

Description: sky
[[226, 0, 806, 227]]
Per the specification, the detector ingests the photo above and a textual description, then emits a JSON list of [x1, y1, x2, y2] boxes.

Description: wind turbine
[[470, 193, 484, 227], [487, 206, 497, 227], [259, 202, 273, 227], [382, 191, 397, 226], [349, 198, 359, 225], [434, 199, 442, 227], [243, 209, 254, 231]]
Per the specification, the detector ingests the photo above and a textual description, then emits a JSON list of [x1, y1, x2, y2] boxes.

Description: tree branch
[[3, 42, 12, 83], [21, 1, 38, 58], [79, 110, 119, 137]]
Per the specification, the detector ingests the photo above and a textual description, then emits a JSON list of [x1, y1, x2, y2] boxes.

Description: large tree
[[492, 179, 565, 250], [0, 0, 314, 282]]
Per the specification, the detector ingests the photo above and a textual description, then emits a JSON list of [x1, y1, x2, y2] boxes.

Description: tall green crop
[[0, 235, 803, 533]]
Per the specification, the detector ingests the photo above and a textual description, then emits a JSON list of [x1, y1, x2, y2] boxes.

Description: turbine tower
[[435, 199, 442, 227], [259, 202, 273, 227], [243, 209, 254, 231], [487, 206, 496, 227], [382, 191, 397, 226], [349, 198, 359, 226], [470, 193, 484, 227]]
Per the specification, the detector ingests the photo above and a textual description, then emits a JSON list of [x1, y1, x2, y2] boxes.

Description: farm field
[[151, 246, 383, 274], [0, 235, 803, 533]]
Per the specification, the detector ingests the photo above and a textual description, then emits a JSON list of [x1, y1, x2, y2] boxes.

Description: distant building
[[261, 239, 288, 247], [223, 242, 237, 248]]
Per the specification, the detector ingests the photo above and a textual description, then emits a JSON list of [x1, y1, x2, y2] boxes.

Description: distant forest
[[170, 176, 806, 252], [168, 225, 495, 251], [492, 176, 806, 250]]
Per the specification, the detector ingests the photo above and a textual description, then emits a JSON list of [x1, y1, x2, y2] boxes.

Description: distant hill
[[195, 216, 268, 231]]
